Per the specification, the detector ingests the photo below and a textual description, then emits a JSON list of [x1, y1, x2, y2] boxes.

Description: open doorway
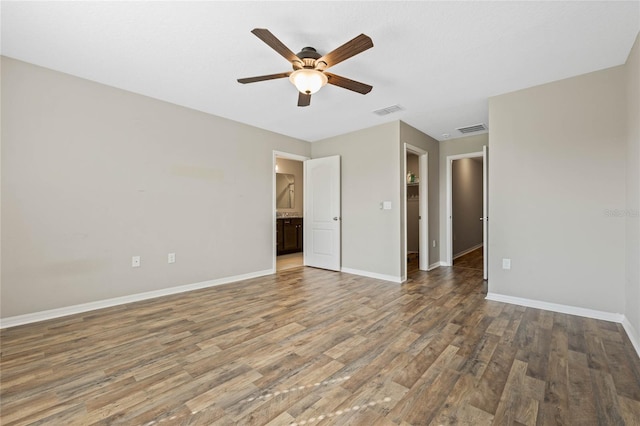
[[403, 144, 428, 280], [452, 157, 483, 269], [273, 152, 308, 272], [446, 149, 487, 280]]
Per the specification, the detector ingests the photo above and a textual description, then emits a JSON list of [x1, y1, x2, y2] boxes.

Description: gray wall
[[275, 158, 303, 214], [438, 133, 488, 262], [452, 158, 483, 256], [1, 57, 310, 318], [625, 34, 640, 340], [488, 64, 627, 314], [399, 121, 440, 272], [311, 122, 402, 279]]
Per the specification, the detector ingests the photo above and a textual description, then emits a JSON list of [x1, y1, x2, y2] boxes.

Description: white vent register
[[456, 123, 487, 134]]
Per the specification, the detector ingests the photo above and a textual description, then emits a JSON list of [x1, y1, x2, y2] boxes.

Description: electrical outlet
[[502, 258, 511, 270], [168, 253, 176, 264], [132, 256, 141, 268]]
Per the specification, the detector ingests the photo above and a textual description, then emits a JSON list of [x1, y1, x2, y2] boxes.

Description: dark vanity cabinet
[[277, 218, 303, 255]]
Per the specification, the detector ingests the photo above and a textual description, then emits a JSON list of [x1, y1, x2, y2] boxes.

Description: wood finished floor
[[2, 265, 640, 425], [276, 253, 304, 272], [453, 248, 483, 271]]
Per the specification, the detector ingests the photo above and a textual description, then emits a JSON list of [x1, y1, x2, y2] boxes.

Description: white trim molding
[[485, 292, 624, 322], [621, 316, 640, 358], [453, 243, 484, 260], [427, 262, 442, 271], [0, 269, 273, 329], [341, 267, 403, 284]]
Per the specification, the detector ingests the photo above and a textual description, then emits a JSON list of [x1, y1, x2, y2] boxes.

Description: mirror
[[276, 173, 295, 209]]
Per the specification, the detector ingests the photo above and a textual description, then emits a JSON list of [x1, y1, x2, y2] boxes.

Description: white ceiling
[[2, 1, 639, 142]]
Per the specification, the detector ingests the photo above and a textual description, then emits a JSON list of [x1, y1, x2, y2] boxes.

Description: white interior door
[[483, 145, 488, 280], [304, 155, 341, 271]]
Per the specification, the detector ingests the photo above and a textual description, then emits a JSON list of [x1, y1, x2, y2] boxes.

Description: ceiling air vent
[[456, 123, 487, 134], [373, 104, 404, 116]]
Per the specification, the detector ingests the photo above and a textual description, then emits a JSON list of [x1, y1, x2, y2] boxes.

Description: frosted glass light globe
[[289, 69, 328, 95]]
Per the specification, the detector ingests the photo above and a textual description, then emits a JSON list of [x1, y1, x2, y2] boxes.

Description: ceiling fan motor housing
[[296, 46, 321, 59], [294, 47, 326, 70]]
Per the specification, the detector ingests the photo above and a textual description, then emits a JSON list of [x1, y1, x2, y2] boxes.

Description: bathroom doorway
[[274, 152, 307, 271]]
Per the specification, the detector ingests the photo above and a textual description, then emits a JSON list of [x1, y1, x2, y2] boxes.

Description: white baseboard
[[0, 269, 273, 329], [453, 243, 483, 260], [622, 316, 640, 359], [486, 292, 640, 359], [427, 262, 442, 271], [485, 292, 624, 322], [340, 267, 402, 284]]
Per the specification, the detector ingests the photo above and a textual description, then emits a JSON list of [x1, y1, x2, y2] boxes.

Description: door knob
[[333, 217, 340, 221]]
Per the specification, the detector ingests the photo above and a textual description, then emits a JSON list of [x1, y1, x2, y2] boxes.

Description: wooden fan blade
[[237, 72, 291, 84], [298, 92, 311, 107], [317, 34, 373, 69], [325, 72, 372, 94], [251, 28, 300, 64]]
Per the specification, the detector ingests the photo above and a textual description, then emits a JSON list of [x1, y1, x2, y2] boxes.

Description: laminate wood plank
[[618, 394, 640, 425], [429, 373, 484, 425], [387, 344, 460, 423], [567, 349, 599, 423], [603, 339, 640, 401], [493, 358, 529, 424], [3, 401, 87, 426], [323, 334, 369, 359], [0, 391, 60, 424], [467, 342, 518, 415], [1, 265, 639, 425], [589, 368, 626, 425], [538, 320, 570, 425]]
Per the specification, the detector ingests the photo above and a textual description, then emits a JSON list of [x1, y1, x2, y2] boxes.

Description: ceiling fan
[[237, 28, 373, 107]]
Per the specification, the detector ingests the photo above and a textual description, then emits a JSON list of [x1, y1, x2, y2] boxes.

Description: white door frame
[[272, 151, 309, 273], [403, 144, 429, 282], [482, 145, 488, 280], [445, 151, 484, 268]]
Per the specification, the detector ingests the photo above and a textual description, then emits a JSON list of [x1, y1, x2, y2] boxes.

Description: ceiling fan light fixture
[[289, 69, 328, 95]]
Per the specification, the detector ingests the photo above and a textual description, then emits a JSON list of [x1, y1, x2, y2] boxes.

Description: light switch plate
[[382, 201, 392, 210], [132, 256, 141, 268], [168, 253, 176, 264], [502, 258, 511, 270]]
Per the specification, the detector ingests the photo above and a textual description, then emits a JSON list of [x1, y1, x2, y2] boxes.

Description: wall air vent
[[456, 123, 487, 134], [373, 104, 404, 116]]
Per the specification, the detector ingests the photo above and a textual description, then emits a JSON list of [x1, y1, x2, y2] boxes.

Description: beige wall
[[438, 133, 488, 262], [452, 158, 483, 256], [488, 64, 627, 314], [400, 121, 440, 272], [625, 33, 640, 340], [311, 122, 402, 279], [1, 57, 310, 318], [311, 121, 438, 280], [275, 158, 303, 214]]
